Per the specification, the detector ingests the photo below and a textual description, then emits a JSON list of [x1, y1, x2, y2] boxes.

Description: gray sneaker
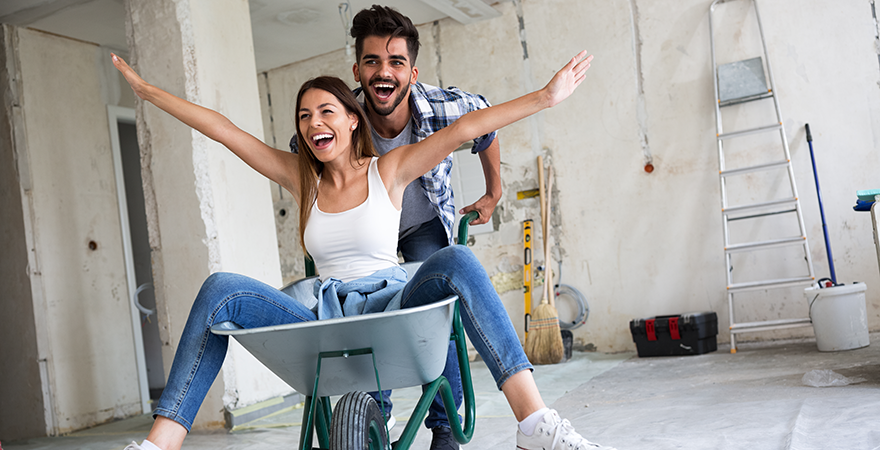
[[515, 409, 616, 450]]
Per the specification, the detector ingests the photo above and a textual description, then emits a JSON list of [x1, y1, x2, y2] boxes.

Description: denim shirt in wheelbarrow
[[290, 266, 409, 320]]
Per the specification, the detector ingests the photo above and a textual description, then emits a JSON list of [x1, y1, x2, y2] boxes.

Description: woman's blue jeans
[[154, 245, 532, 432]]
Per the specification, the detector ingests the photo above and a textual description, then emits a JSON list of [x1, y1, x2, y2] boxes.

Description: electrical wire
[[133, 282, 155, 318], [553, 258, 589, 330], [338, 2, 353, 56]]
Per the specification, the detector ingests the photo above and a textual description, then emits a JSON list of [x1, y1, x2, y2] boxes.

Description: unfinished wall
[[262, 0, 880, 352], [0, 24, 47, 442], [125, 0, 291, 429], [12, 27, 141, 433]]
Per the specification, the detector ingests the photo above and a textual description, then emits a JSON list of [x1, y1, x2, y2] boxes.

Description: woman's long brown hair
[[294, 76, 377, 255]]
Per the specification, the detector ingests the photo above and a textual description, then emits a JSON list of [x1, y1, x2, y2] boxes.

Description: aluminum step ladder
[[709, 0, 816, 353]]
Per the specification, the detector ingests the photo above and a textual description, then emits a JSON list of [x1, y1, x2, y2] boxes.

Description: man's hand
[[459, 138, 502, 225], [460, 192, 500, 225]]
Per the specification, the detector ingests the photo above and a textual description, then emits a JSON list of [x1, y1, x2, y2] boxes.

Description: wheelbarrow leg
[[316, 397, 332, 448], [449, 301, 476, 444], [298, 395, 333, 450], [299, 396, 315, 450], [393, 302, 476, 448]]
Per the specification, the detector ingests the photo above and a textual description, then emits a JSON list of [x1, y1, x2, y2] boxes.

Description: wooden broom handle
[[537, 156, 546, 244], [545, 165, 554, 307], [536, 157, 547, 304]]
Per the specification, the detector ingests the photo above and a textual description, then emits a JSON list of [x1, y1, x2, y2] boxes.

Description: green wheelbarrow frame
[[214, 212, 480, 449], [296, 299, 476, 450]]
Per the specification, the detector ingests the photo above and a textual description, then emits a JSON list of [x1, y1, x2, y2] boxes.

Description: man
[[290, 5, 502, 449], [350, 7, 501, 261]]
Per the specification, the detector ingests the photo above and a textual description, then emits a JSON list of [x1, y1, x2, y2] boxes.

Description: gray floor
[[6, 334, 880, 450]]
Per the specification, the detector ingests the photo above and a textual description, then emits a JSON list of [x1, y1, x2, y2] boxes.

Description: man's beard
[[364, 76, 411, 117]]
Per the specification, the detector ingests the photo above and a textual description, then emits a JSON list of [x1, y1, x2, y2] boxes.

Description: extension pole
[[805, 123, 837, 285]]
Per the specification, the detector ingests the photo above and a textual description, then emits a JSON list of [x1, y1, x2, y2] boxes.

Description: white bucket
[[805, 283, 870, 352]]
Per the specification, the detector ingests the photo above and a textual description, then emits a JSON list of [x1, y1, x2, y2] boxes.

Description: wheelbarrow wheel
[[329, 391, 388, 450]]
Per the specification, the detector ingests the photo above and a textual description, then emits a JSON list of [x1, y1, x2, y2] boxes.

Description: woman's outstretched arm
[[111, 53, 300, 199], [380, 51, 593, 194]]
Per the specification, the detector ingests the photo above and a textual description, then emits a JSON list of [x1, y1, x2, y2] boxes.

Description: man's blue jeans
[[153, 245, 532, 432], [374, 216, 465, 429]]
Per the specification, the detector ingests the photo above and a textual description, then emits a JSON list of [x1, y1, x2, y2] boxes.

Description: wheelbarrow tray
[[211, 296, 457, 397]]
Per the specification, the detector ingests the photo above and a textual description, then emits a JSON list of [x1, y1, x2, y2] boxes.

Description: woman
[[113, 50, 612, 450]]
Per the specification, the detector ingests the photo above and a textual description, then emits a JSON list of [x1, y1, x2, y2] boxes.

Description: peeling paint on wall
[[513, 0, 542, 158], [490, 268, 522, 294], [137, 125, 162, 251], [873, 0, 880, 80], [260, 72, 277, 148], [431, 20, 444, 88], [629, 0, 653, 168], [175, 2, 221, 275]]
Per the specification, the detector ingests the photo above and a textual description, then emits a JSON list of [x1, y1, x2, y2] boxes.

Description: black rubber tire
[[329, 391, 388, 450]]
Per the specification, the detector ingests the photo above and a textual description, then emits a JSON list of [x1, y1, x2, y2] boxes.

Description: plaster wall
[[0, 25, 46, 442], [125, 1, 217, 425], [15, 27, 141, 433], [186, 0, 290, 411], [262, 0, 880, 352], [126, 0, 289, 428]]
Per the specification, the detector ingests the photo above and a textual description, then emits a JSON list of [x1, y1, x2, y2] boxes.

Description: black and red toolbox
[[629, 312, 718, 357]]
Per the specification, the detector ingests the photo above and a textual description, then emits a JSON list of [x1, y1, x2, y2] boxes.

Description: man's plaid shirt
[[290, 81, 496, 244]]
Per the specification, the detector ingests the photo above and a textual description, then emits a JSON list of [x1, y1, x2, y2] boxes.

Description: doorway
[[108, 106, 165, 412]]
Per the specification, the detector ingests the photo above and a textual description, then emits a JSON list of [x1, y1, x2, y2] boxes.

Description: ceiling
[[0, 0, 500, 72]]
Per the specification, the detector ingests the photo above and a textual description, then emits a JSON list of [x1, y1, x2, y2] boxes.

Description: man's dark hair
[[350, 5, 420, 64]]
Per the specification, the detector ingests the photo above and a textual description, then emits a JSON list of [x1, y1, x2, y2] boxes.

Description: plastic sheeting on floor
[[555, 336, 880, 450], [7, 335, 879, 449]]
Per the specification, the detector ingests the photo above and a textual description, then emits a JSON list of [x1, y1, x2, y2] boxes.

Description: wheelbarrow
[[211, 212, 480, 450]]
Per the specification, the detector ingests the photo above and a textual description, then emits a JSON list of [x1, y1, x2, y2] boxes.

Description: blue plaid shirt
[[290, 82, 496, 244]]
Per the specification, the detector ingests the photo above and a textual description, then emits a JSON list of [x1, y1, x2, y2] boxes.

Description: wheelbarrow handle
[[457, 211, 480, 245]]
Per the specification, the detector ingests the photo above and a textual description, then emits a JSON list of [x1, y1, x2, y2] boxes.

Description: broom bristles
[[524, 302, 565, 365]]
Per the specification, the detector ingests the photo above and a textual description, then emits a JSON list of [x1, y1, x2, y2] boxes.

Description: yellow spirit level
[[523, 219, 533, 341]]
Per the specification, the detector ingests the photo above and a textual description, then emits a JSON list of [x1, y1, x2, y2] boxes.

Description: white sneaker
[[516, 409, 616, 450], [386, 414, 396, 431], [123, 443, 143, 450]]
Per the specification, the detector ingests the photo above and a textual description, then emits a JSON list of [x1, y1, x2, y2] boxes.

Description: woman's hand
[[108, 53, 299, 197], [543, 50, 593, 108], [111, 53, 151, 100]]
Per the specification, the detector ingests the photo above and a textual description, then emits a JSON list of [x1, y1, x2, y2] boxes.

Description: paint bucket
[[805, 283, 870, 352]]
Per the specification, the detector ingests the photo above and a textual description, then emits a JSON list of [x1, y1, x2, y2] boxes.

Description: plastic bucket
[[805, 283, 870, 352]]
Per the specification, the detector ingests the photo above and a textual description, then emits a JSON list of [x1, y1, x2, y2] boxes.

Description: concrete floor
[[6, 334, 880, 450]]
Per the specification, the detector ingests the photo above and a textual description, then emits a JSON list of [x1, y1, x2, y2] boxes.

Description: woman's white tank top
[[303, 157, 400, 282]]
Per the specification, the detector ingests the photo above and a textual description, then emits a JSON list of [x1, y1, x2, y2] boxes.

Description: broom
[[525, 158, 565, 365]]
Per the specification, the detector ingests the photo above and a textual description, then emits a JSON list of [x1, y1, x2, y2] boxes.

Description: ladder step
[[727, 276, 815, 293], [719, 90, 774, 107], [725, 236, 806, 253], [720, 159, 790, 177], [717, 123, 782, 141], [729, 318, 812, 333], [727, 208, 796, 222], [723, 197, 797, 215]]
